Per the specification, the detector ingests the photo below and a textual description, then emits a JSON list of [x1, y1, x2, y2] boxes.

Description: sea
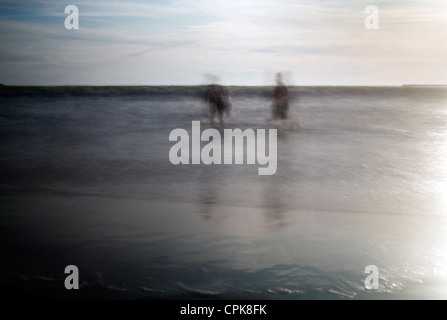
[[1, 85, 447, 300]]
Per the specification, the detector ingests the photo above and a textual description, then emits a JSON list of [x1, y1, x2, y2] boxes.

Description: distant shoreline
[[1, 84, 446, 94], [1, 84, 446, 88]]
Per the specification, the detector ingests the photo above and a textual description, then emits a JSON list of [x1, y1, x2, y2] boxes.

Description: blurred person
[[271, 72, 289, 121], [204, 83, 231, 125]]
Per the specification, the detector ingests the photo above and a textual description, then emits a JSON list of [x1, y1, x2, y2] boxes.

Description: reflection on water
[[188, 87, 447, 298], [262, 183, 288, 231]]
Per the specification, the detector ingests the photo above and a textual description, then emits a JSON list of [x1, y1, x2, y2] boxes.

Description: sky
[[0, 0, 446, 86]]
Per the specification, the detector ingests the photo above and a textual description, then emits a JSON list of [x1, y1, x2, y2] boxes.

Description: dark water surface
[[1, 86, 447, 299]]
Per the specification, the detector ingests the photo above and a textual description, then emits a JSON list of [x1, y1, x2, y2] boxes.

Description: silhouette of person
[[204, 83, 231, 124], [271, 73, 289, 121]]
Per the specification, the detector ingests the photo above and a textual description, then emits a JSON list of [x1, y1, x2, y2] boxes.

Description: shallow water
[[1, 86, 447, 299]]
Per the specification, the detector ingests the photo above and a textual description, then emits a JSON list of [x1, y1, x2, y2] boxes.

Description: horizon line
[[2, 84, 447, 87]]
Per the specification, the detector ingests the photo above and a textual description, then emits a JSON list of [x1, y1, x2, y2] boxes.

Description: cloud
[[0, 0, 446, 85]]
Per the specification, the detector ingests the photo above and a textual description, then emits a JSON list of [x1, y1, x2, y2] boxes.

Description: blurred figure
[[204, 81, 231, 125], [271, 72, 289, 121]]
